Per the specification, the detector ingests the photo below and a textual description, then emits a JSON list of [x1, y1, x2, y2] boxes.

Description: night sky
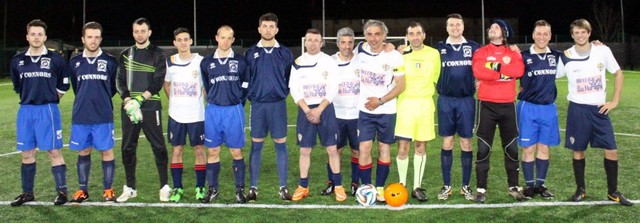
[[2, 0, 638, 45]]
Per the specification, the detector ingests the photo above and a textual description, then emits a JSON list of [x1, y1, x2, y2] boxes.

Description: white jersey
[[165, 53, 205, 123], [556, 44, 620, 105], [289, 52, 339, 106], [355, 42, 405, 114], [331, 52, 360, 120]]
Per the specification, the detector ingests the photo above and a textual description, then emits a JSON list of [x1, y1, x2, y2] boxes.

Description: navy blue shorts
[[168, 116, 205, 147], [357, 111, 396, 144], [204, 104, 245, 148], [337, 118, 359, 150], [16, 104, 63, 151], [517, 101, 560, 147], [565, 102, 617, 151], [250, 100, 287, 139], [296, 104, 338, 147], [70, 123, 115, 151], [437, 95, 475, 138]]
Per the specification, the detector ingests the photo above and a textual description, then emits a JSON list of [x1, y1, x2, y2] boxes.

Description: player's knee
[[78, 148, 92, 156], [460, 138, 472, 151], [300, 148, 312, 157], [229, 149, 243, 160], [504, 144, 519, 162], [476, 143, 491, 161], [604, 150, 618, 160], [252, 137, 265, 143], [273, 137, 286, 144]]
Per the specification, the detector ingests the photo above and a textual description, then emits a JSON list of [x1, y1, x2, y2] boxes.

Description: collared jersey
[[165, 53, 205, 123], [556, 44, 620, 105], [472, 43, 525, 103], [399, 45, 441, 100], [355, 42, 404, 114], [245, 40, 294, 103], [201, 50, 249, 106], [10, 48, 69, 105], [68, 49, 118, 124], [435, 38, 480, 97], [518, 46, 561, 104], [289, 52, 339, 106], [331, 52, 360, 120]]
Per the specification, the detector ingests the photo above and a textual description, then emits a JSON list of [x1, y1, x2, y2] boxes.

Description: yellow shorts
[[394, 98, 436, 141]]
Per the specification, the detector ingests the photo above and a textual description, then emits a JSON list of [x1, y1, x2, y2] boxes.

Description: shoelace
[[73, 190, 87, 199]]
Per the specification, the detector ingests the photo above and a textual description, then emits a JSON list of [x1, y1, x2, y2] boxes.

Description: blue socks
[[535, 158, 549, 187], [102, 160, 115, 190], [299, 178, 309, 188], [195, 164, 206, 188], [359, 163, 373, 185], [441, 149, 452, 185], [249, 141, 264, 187], [170, 163, 184, 189], [375, 161, 390, 187], [461, 151, 473, 186], [206, 162, 221, 189], [21, 162, 36, 194], [332, 173, 343, 186], [325, 163, 333, 184], [350, 157, 359, 184], [51, 164, 67, 193], [232, 159, 245, 189], [77, 155, 91, 191], [274, 142, 288, 187], [522, 161, 535, 187]]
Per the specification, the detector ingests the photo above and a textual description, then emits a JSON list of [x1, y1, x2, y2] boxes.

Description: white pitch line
[[0, 200, 636, 209]]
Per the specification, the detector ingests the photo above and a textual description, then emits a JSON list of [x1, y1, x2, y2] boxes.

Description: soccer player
[[556, 19, 632, 206], [395, 22, 440, 202], [200, 25, 250, 204], [116, 17, 170, 202], [245, 13, 294, 202], [355, 19, 405, 201], [10, 19, 70, 206], [435, 13, 479, 201], [517, 20, 561, 199], [289, 28, 345, 202], [472, 19, 525, 203], [163, 27, 206, 202], [319, 27, 361, 197], [67, 22, 118, 204]]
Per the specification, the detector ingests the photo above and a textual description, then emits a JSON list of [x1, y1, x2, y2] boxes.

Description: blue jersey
[[518, 47, 561, 104], [435, 39, 479, 97], [10, 49, 69, 105], [201, 50, 249, 106], [68, 50, 118, 124], [245, 40, 294, 103]]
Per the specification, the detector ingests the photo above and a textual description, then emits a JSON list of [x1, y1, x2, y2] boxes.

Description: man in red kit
[[471, 19, 525, 203]]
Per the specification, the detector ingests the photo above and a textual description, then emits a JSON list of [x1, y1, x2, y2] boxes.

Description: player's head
[[172, 27, 192, 54], [304, 28, 323, 55], [570, 19, 591, 47], [446, 13, 464, 38], [336, 27, 355, 57], [132, 17, 152, 45], [258, 13, 279, 41], [81, 21, 103, 53], [488, 19, 513, 44], [215, 25, 235, 51], [363, 19, 388, 51], [532, 20, 551, 50], [406, 21, 426, 49], [26, 19, 47, 49]]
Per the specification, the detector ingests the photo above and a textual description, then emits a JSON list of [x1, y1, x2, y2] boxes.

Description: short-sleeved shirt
[[355, 42, 404, 114]]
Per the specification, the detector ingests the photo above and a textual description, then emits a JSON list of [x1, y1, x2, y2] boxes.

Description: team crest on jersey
[[75, 61, 81, 68], [526, 58, 533, 65], [253, 52, 260, 59], [322, 71, 328, 79], [548, 55, 556, 67], [415, 63, 422, 69], [40, 58, 51, 69], [463, 46, 473, 57], [97, 60, 107, 72], [354, 69, 360, 77], [597, 63, 604, 71], [440, 49, 447, 54], [382, 64, 391, 71], [229, 60, 239, 73], [209, 63, 216, 69], [18, 60, 24, 66], [192, 70, 199, 79]]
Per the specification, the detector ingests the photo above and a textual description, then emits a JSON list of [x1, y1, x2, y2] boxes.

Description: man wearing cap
[[471, 19, 525, 203]]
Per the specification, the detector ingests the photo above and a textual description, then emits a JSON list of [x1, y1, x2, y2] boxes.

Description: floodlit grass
[[1, 71, 639, 222]]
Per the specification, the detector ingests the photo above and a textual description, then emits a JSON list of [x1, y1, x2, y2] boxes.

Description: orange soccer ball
[[384, 183, 409, 207]]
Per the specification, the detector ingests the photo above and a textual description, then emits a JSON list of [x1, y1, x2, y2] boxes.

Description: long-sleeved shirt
[[472, 43, 524, 103]]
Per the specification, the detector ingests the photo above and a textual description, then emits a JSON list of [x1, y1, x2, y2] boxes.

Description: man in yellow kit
[[395, 21, 441, 202]]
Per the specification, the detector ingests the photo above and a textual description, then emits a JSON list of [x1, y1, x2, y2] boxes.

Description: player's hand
[[383, 42, 396, 52], [485, 62, 501, 71], [128, 107, 143, 124], [598, 101, 618, 115], [509, 44, 520, 53], [396, 44, 408, 52], [591, 40, 604, 46], [364, 97, 381, 111], [124, 95, 145, 115], [305, 109, 321, 124]]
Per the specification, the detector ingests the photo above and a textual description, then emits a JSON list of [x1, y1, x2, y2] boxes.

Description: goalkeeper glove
[[124, 95, 145, 116], [128, 107, 143, 124], [485, 62, 501, 71]]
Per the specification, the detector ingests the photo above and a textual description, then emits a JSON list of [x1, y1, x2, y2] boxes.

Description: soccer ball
[[384, 183, 409, 207], [355, 184, 378, 206]]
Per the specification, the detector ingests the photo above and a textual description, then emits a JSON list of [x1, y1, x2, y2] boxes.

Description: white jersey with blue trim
[[289, 52, 339, 106], [165, 53, 205, 123], [331, 53, 360, 120], [355, 42, 404, 114], [68, 49, 118, 124], [556, 44, 620, 105]]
